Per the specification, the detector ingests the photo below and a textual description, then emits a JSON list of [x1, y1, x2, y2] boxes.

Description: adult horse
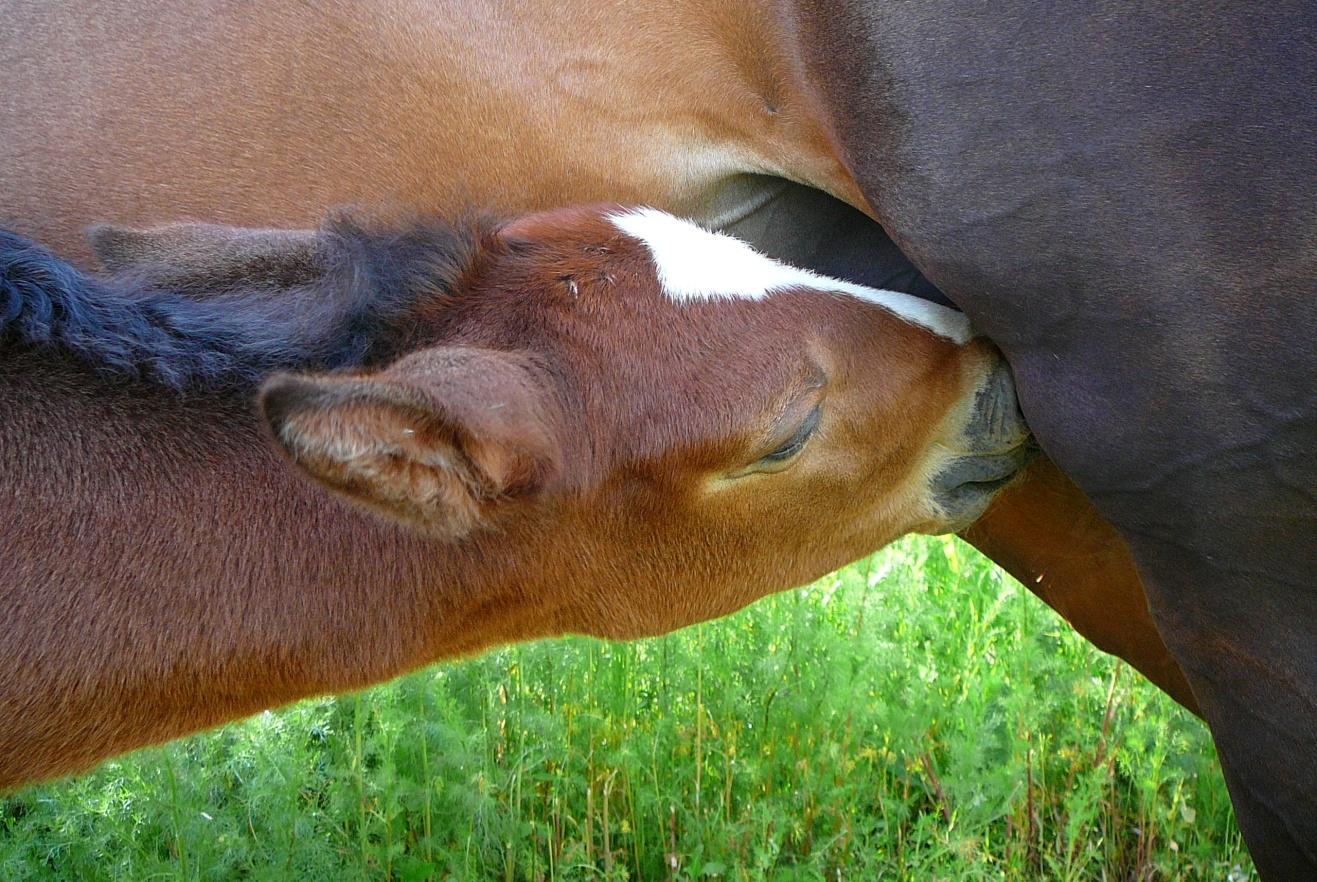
[[786, 5, 1316, 875], [3, 0, 1312, 874]]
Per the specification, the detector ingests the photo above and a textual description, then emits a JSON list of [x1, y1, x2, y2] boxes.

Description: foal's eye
[[758, 405, 822, 468]]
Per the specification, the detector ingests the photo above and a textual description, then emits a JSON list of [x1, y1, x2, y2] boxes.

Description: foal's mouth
[[929, 441, 1037, 531], [934, 442, 1036, 498]]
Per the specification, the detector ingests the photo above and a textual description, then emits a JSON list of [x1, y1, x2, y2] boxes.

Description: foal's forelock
[[0, 215, 488, 389]]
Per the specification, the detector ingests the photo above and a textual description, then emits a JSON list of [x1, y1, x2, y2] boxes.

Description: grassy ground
[[1, 536, 1253, 881]]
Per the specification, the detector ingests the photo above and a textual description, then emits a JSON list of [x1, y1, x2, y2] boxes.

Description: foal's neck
[[0, 352, 537, 782]]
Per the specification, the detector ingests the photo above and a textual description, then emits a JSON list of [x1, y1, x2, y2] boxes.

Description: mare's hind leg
[[1103, 421, 1317, 880], [961, 456, 1198, 714]]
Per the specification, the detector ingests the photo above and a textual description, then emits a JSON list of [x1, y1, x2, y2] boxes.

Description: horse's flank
[[0, 0, 859, 261]]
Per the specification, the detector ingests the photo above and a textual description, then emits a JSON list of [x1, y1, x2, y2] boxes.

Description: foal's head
[[92, 205, 1032, 638]]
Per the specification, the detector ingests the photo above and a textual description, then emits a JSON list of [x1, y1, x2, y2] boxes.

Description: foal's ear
[[88, 222, 324, 290], [260, 347, 565, 539]]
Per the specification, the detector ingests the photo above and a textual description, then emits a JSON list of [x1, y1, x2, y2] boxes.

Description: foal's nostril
[[963, 360, 1030, 452]]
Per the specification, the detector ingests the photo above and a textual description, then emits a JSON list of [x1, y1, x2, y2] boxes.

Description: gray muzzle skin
[[962, 359, 1031, 453], [933, 360, 1036, 529]]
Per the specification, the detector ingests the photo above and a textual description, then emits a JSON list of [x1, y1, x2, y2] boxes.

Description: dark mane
[[0, 214, 485, 389]]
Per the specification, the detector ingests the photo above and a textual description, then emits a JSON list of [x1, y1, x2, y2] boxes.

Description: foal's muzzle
[[932, 360, 1035, 529], [961, 358, 1031, 453]]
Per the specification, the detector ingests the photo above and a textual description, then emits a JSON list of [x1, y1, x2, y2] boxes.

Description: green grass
[[1, 536, 1253, 881]]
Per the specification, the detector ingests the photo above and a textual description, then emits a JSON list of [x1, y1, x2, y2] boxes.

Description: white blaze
[[608, 206, 972, 344]]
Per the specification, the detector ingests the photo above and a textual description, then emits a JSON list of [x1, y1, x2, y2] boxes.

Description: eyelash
[[762, 406, 821, 463], [762, 436, 808, 462]]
